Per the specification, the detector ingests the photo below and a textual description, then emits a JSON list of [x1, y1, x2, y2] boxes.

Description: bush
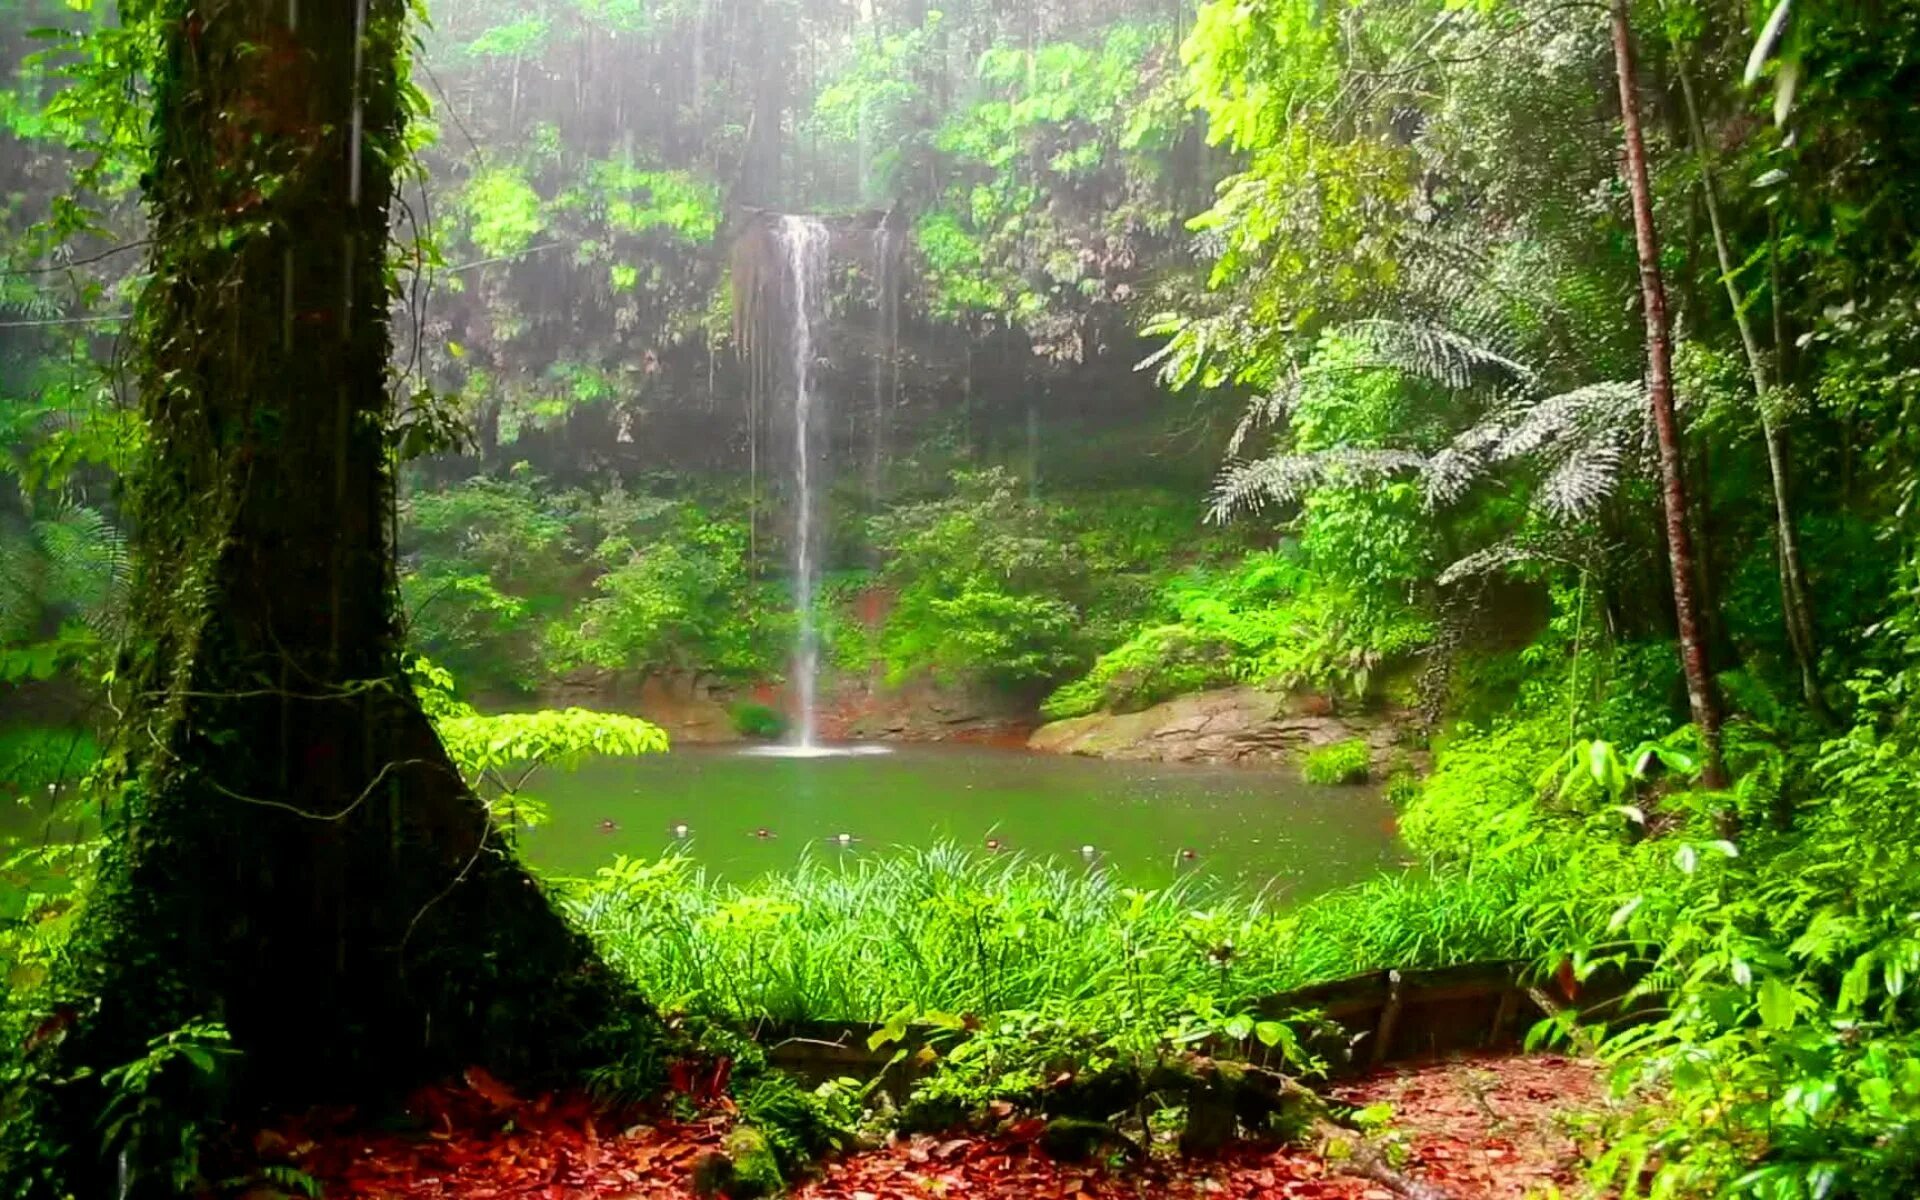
[[871, 468, 1093, 687], [1044, 549, 1435, 718], [1041, 624, 1232, 719], [1383, 761, 1421, 808], [730, 702, 787, 741], [1301, 738, 1371, 785], [399, 474, 787, 694], [551, 513, 783, 679]]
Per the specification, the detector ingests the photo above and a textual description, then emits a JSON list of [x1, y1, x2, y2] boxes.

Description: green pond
[[516, 743, 1405, 898]]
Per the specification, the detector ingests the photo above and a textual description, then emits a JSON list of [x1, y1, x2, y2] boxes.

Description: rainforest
[[2, 0, 1918, 1196]]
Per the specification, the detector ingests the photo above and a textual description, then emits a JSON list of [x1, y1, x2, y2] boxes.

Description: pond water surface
[[518, 743, 1404, 898]]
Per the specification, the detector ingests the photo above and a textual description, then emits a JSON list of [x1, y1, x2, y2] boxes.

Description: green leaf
[[1758, 976, 1798, 1030], [1839, 953, 1876, 1012], [1674, 844, 1699, 875], [1607, 896, 1643, 933], [868, 1007, 915, 1051], [1773, 56, 1802, 126]]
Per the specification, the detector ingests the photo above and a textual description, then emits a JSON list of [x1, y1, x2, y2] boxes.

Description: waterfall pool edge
[[518, 741, 1405, 899], [738, 742, 895, 760]]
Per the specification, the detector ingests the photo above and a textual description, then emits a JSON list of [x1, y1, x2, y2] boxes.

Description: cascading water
[[778, 215, 830, 748], [869, 224, 900, 516]]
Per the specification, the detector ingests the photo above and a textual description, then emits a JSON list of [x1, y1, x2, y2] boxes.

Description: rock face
[[538, 668, 740, 743], [1028, 686, 1408, 768], [536, 666, 1035, 747], [825, 669, 1033, 745]]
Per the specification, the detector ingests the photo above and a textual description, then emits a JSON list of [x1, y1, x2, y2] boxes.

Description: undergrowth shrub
[[1043, 549, 1432, 719], [730, 702, 787, 741], [400, 473, 785, 694], [1396, 613, 1920, 1197], [870, 468, 1093, 689], [1301, 738, 1371, 785]]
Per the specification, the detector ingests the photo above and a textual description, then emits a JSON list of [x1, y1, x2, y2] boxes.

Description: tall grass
[[561, 842, 1584, 1025]]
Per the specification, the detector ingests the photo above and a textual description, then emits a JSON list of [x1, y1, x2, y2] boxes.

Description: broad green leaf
[[1757, 976, 1798, 1030]]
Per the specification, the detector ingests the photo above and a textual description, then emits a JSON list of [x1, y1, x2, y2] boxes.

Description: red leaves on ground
[[462, 1066, 523, 1112], [255, 1054, 1602, 1200], [253, 1078, 727, 1199], [796, 1131, 1380, 1200], [1332, 1052, 1606, 1200]]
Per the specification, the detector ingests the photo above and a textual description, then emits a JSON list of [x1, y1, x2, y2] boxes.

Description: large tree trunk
[[16, 3, 643, 1193], [1610, 0, 1728, 787]]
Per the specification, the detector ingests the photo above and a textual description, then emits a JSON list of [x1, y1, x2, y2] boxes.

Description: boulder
[[1028, 686, 1410, 769]]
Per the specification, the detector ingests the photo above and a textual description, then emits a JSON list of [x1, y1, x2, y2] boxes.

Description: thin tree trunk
[[1610, 0, 1727, 787], [1673, 56, 1829, 721], [18, 5, 643, 1193]]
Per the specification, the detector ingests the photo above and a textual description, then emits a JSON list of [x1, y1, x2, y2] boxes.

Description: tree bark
[[1610, 0, 1727, 787], [1672, 56, 1829, 722], [17, 3, 645, 1193]]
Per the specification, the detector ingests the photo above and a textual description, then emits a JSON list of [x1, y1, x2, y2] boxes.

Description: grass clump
[[1302, 738, 1371, 785], [562, 842, 1576, 1028]]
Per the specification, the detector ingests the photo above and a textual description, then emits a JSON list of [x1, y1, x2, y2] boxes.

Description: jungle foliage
[[4, 0, 1920, 1194]]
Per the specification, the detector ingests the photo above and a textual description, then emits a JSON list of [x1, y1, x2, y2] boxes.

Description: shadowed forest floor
[[253, 1055, 1606, 1199]]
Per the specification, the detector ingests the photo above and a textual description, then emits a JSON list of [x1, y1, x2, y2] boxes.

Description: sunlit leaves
[[571, 161, 721, 244], [461, 14, 551, 61], [436, 706, 668, 782], [462, 166, 545, 258], [885, 20, 1190, 350]]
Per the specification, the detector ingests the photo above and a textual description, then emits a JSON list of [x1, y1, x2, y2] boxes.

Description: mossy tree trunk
[[19, 2, 644, 1192]]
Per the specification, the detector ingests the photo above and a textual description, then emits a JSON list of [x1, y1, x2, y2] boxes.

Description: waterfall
[[778, 215, 831, 748], [869, 224, 900, 518]]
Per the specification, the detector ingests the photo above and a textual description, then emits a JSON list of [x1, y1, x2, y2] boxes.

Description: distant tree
[[1609, 0, 1727, 788]]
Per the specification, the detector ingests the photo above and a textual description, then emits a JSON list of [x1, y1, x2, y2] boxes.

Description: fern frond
[[1481, 381, 1641, 464], [1211, 448, 1426, 523], [19, 504, 130, 638], [1534, 440, 1626, 520], [0, 525, 38, 642], [1340, 318, 1535, 390], [1436, 535, 1584, 586], [1226, 370, 1305, 456]]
